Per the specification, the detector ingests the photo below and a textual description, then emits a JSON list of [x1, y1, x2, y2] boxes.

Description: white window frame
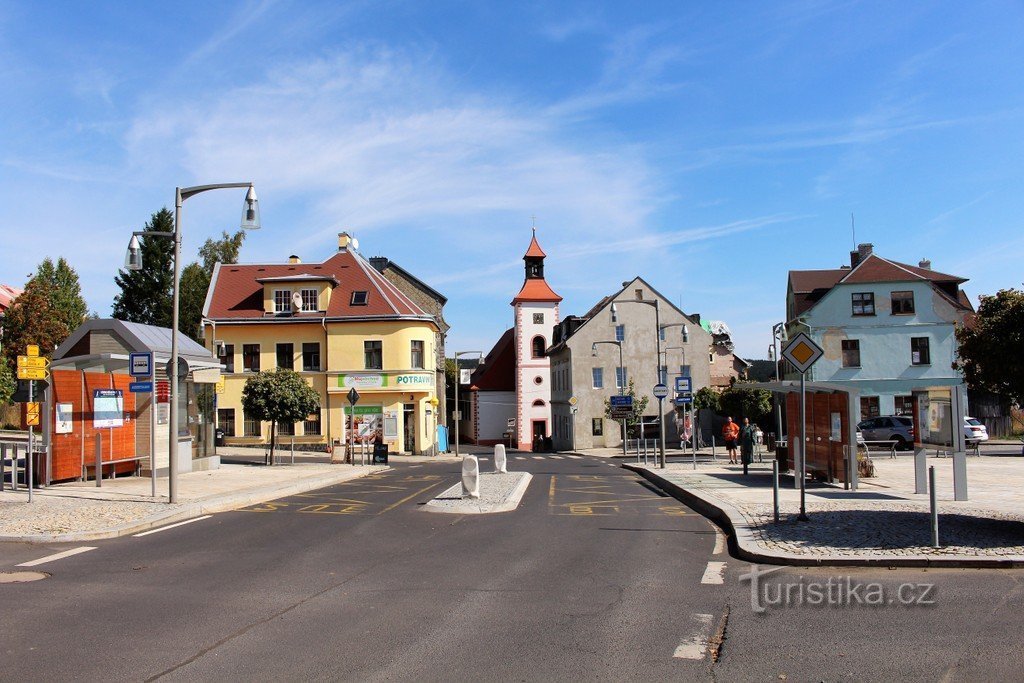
[[300, 288, 319, 312], [273, 289, 291, 313]]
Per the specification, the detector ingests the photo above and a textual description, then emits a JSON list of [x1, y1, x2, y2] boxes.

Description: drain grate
[[0, 571, 49, 584]]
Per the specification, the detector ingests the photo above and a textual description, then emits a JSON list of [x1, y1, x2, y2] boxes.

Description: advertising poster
[[343, 405, 383, 442], [93, 389, 124, 428]]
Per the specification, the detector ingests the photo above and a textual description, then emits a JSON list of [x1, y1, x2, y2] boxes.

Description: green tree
[[0, 358, 15, 407], [956, 288, 1024, 406], [199, 230, 246, 274], [693, 386, 721, 414], [241, 370, 320, 464], [34, 257, 88, 334], [604, 377, 649, 438], [0, 279, 69, 370], [112, 209, 175, 328], [719, 383, 772, 425], [178, 262, 211, 342]]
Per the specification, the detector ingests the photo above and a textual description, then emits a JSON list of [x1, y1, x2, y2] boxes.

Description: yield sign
[[781, 332, 823, 374]]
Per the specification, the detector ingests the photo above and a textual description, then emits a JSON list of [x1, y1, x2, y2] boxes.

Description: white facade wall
[[473, 390, 516, 443], [514, 301, 559, 449]]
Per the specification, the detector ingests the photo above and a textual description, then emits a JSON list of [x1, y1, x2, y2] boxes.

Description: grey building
[[547, 277, 713, 451]]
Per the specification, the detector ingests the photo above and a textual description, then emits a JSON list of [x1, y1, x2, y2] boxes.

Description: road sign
[[781, 332, 824, 374], [347, 387, 360, 405], [653, 383, 669, 399], [25, 402, 40, 426], [215, 376, 225, 394], [165, 356, 190, 380], [674, 376, 692, 393], [129, 352, 153, 378], [26, 345, 39, 357], [568, 396, 578, 407], [674, 395, 692, 406], [506, 418, 516, 429], [609, 394, 634, 419], [17, 355, 49, 370], [129, 381, 153, 393], [17, 367, 48, 381]]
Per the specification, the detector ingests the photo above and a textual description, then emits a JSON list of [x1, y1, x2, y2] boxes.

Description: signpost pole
[[27, 379, 34, 502], [798, 372, 808, 521]]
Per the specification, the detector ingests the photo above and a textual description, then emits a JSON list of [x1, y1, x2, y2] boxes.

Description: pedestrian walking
[[722, 416, 740, 465], [740, 417, 757, 475]]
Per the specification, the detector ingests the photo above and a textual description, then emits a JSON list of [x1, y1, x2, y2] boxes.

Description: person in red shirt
[[722, 416, 740, 465]]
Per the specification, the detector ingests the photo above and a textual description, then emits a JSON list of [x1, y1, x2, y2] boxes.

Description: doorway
[[403, 404, 416, 453], [532, 420, 546, 450]]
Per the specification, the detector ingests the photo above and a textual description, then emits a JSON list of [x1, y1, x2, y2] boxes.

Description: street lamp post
[[126, 183, 260, 503], [452, 351, 483, 458], [770, 322, 786, 451], [592, 340, 626, 457], [611, 298, 666, 468]]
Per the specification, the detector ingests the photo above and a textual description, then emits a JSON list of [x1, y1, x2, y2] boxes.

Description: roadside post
[[929, 465, 940, 548], [129, 352, 155, 496], [772, 458, 780, 522], [674, 376, 694, 469], [461, 454, 480, 499], [347, 387, 360, 465], [18, 345, 50, 502], [568, 396, 578, 453], [653, 383, 668, 465], [780, 332, 823, 522]]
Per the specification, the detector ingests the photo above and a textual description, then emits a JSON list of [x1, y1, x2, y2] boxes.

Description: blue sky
[[2, 1, 1023, 360]]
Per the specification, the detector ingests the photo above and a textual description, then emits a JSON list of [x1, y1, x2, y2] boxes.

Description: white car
[[964, 417, 989, 446]]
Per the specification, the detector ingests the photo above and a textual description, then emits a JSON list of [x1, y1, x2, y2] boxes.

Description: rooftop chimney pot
[[288, 254, 301, 264], [919, 258, 932, 270]]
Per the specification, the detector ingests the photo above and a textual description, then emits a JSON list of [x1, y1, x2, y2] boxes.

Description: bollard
[[711, 435, 716, 462], [461, 455, 480, 499], [772, 458, 780, 523], [95, 434, 103, 488], [291, 437, 295, 465], [929, 465, 940, 548], [494, 444, 507, 473]]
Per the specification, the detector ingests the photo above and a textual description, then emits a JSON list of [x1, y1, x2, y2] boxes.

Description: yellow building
[[202, 233, 443, 454]]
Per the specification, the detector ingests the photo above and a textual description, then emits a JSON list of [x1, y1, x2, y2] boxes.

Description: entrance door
[[403, 404, 415, 454], [532, 420, 546, 450]]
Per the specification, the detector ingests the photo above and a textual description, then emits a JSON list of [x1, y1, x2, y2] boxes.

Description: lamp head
[[241, 185, 261, 230], [125, 235, 143, 271], [591, 343, 598, 357], [610, 303, 618, 323]]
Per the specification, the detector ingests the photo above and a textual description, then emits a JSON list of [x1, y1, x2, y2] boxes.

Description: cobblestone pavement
[[424, 471, 532, 514], [0, 492, 177, 536], [640, 461, 1024, 560]]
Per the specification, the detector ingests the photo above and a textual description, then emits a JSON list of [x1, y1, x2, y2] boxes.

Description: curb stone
[[623, 464, 1024, 569], [0, 466, 389, 544]]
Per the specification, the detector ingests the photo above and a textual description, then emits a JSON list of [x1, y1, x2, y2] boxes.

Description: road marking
[[550, 455, 564, 459], [566, 454, 581, 459], [700, 561, 727, 585], [133, 515, 213, 537], [531, 456, 544, 460], [17, 546, 97, 567], [713, 530, 727, 555], [673, 613, 714, 659]]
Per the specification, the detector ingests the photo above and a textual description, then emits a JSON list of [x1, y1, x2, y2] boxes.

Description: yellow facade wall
[[205, 318, 438, 454]]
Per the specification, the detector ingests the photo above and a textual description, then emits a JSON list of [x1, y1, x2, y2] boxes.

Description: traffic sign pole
[[781, 332, 822, 522]]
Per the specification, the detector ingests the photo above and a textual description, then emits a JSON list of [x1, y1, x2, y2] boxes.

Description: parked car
[[857, 415, 915, 450], [964, 417, 989, 446]]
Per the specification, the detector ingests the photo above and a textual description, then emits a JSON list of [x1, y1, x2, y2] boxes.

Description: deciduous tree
[[956, 288, 1024, 406], [241, 370, 320, 464], [604, 377, 649, 439], [0, 279, 69, 370]]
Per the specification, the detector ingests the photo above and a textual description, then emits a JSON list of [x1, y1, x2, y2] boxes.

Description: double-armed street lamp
[[610, 298, 667, 468], [452, 351, 484, 457], [592, 340, 626, 457], [769, 321, 786, 451], [126, 183, 260, 503]]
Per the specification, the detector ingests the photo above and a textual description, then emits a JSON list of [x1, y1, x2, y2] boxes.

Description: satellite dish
[[350, 237, 359, 251], [291, 291, 302, 311]]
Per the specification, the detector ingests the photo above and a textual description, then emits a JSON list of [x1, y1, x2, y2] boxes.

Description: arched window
[[532, 335, 546, 358], [533, 399, 545, 407]]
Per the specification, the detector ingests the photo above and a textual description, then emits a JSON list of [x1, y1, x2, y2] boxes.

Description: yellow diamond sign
[[781, 332, 823, 374]]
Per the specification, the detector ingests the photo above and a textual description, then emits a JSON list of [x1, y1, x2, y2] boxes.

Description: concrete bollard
[[494, 444, 507, 473], [462, 455, 480, 499]]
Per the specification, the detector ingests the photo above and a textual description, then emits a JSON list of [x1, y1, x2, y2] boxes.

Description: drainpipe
[[322, 316, 331, 446]]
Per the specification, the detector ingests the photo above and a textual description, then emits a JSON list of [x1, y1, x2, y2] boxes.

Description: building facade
[[785, 243, 973, 421], [203, 233, 443, 454], [547, 277, 713, 451]]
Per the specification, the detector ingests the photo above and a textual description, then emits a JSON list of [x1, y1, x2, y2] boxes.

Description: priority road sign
[[781, 332, 823, 375], [347, 387, 360, 406]]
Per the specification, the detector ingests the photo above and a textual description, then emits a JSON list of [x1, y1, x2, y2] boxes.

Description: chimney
[[857, 243, 874, 260], [288, 254, 301, 264], [338, 232, 352, 251], [850, 250, 860, 268], [369, 256, 388, 273], [919, 258, 931, 270]]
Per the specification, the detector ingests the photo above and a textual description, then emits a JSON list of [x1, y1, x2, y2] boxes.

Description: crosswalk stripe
[[531, 456, 544, 460], [700, 561, 727, 585], [550, 455, 564, 460]]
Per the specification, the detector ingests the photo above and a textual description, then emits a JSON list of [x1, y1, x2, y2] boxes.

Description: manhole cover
[[0, 571, 49, 584]]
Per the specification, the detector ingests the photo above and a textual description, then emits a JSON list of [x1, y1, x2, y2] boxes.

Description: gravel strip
[[424, 472, 532, 514], [0, 493, 180, 536]]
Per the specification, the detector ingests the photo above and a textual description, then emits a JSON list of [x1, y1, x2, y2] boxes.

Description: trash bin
[[775, 444, 788, 471], [215, 429, 225, 447]]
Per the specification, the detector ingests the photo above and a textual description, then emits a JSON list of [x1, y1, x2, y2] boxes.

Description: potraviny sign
[[336, 373, 433, 390]]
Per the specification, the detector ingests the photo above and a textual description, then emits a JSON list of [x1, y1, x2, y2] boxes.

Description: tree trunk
[[268, 420, 276, 465]]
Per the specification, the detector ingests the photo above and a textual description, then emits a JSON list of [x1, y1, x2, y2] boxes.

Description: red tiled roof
[[789, 269, 848, 293], [470, 327, 516, 391], [840, 254, 967, 285], [524, 233, 546, 258], [0, 284, 23, 312], [512, 278, 562, 304], [204, 250, 428, 320]]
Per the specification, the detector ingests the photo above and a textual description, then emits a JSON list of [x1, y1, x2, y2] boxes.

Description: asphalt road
[[2, 454, 1023, 681]]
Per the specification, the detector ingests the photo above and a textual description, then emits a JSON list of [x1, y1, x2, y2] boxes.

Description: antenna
[[851, 212, 856, 249]]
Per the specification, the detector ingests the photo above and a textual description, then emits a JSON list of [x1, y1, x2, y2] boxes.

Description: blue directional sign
[[609, 395, 634, 408], [675, 376, 692, 393], [129, 381, 153, 393], [674, 395, 692, 406]]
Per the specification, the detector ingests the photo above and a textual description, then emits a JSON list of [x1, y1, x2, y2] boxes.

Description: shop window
[[592, 418, 603, 436], [894, 395, 914, 416], [891, 291, 915, 315], [852, 292, 875, 316], [364, 340, 383, 369], [276, 343, 294, 370], [841, 339, 861, 368], [218, 408, 235, 437], [911, 337, 930, 365], [242, 344, 260, 372], [302, 343, 320, 372], [218, 343, 234, 373], [411, 340, 425, 369], [532, 336, 545, 358]]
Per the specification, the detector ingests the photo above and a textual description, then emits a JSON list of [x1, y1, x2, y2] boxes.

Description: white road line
[[550, 455, 564, 460], [700, 561, 727, 585], [17, 546, 97, 567], [531, 456, 544, 460], [566, 455, 581, 459], [713, 530, 727, 555], [673, 613, 714, 659], [133, 515, 212, 538]]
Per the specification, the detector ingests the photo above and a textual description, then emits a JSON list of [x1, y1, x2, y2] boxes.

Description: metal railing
[[0, 440, 28, 491]]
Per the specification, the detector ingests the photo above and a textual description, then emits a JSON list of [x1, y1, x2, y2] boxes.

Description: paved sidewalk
[[0, 461, 385, 543], [626, 454, 1024, 568]]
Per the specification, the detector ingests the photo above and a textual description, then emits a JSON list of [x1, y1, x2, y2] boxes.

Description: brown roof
[[840, 254, 965, 285], [470, 328, 516, 391], [789, 269, 848, 293], [204, 249, 429, 320], [512, 278, 562, 304], [524, 233, 546, 258]]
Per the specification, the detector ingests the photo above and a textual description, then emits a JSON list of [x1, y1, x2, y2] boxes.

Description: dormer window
[[351, 291, 368, 306], [273, 290, 290, 313], [300, 288, 319, 312]]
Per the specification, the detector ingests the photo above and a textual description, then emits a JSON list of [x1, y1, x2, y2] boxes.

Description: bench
[[84, 456, 148, 486]]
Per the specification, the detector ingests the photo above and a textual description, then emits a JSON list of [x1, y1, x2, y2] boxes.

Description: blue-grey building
[[785, 243, 974, 422]]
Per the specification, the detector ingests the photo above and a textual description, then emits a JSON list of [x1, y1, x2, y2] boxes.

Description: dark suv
[[857, 415, 915, 450]]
